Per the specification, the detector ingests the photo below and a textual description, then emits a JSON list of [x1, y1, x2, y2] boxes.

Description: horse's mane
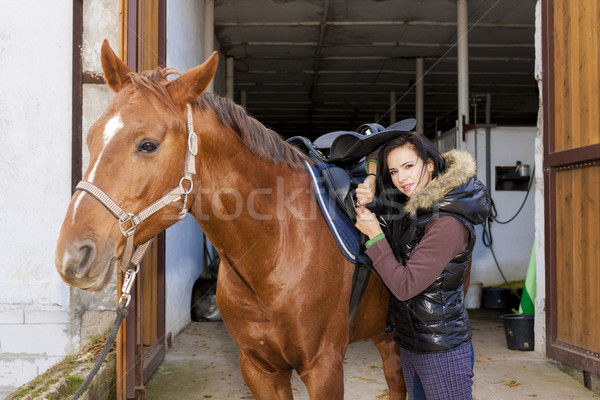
[[129, 68, 309, 171]]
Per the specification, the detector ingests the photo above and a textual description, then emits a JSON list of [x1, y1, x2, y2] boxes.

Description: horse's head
[[55, 40, 218, 290]]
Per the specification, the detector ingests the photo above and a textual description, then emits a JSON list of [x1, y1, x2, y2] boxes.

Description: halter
[[74, 104, 198, 306]]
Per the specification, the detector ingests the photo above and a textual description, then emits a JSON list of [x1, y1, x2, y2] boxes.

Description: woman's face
[[386, 145, 434, 197]]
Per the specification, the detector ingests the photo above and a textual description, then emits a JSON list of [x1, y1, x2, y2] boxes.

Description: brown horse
[[55, 40, 405, 399]]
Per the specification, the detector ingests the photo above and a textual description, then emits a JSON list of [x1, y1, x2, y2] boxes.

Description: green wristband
[[365, 158, 378, 173], [365, 233, 385, 249]]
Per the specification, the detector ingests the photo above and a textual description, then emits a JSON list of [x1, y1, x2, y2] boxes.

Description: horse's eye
[[138, 141, 159, 154]]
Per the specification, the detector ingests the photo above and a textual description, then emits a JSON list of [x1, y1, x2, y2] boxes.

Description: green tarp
[[518, 241, 536, 315]]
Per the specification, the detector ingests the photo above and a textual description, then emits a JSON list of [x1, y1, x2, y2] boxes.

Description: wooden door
[[116, 1, 167, 399], [543, 0, 600, 381]]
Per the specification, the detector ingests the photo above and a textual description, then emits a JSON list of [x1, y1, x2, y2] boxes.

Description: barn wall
[[465, 127, 536, 287], [533, 0, 546, 354], [0, 2, 73, 396]]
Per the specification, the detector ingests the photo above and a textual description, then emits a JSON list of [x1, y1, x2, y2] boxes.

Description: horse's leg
[[371, 332, 407, 400], [297, 348, 345, 400], [239, 350, 294, 400]]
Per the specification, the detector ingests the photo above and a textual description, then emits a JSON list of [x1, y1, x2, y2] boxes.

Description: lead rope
[[70, 268, 137, 400], [70, 300, 128, 400], [69, 104, 197, 399]]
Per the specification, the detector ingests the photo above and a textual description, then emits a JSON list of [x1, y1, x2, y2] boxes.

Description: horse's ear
[[169, 51, 219, 105], [100, 39, 133, 93]]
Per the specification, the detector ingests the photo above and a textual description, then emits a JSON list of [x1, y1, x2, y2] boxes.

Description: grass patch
[[88, 333, 104, 346], [86, 326, 111, 348], [65, 375, 84, 395], [9, 372, 52, 399], [46, 376, 85, 400], [7, 334, 112, 399]]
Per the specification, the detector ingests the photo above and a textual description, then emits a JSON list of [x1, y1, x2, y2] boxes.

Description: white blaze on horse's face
[[89, 113, 124, 183], [71, 113, 124, 224]]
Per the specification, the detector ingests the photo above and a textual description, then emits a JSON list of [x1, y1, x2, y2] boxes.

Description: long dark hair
[[376, 132, 446, 260]]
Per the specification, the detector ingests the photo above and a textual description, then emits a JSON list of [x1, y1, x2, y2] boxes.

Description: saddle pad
[[305, 161, 360, 262]]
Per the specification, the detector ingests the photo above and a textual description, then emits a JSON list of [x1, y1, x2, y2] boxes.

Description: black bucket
[[501, 314, 534, 351], [507, 288, 524, 311], [483, 287, 510, 309]]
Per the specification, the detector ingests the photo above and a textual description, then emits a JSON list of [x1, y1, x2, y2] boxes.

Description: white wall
[[463, 126, 536, 287], [165, 0, 211, 338], [533, 0, 546, 353], [0, 2, 73, 397]]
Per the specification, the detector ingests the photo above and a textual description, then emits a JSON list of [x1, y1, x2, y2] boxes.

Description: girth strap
[[348, 244, 373, 328]]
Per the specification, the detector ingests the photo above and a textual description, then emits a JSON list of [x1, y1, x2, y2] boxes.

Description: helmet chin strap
[[74, 103, 198, 306]]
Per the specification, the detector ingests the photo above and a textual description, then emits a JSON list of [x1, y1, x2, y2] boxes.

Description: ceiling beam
[[221, 41, 534, 48], [236, 82, 538, 88], [216, 21, 534, 28], [239, 69, 534, 75], [233, 55, 534, 62], [234, 53, 535, 61]]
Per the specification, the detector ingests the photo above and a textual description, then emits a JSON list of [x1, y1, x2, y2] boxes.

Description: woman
[[354, 132, 489, 400]]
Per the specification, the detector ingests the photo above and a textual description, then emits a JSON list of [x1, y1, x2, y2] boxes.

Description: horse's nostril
[[77, 245, 94, 276], [62, 241, 96, 279]]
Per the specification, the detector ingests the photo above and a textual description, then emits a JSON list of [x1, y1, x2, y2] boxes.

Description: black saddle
[[287, 118, 416, 220]]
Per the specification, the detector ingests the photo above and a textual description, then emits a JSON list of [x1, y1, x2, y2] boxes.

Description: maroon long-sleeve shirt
[[365, 216, 469, 301]]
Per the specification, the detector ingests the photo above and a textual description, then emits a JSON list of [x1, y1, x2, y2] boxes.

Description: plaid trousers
[[400, 341, 474, 400]]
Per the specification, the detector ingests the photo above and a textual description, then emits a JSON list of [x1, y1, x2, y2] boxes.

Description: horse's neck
[[189, 117, 314, 276]]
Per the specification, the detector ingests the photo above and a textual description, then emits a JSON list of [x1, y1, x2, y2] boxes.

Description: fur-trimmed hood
[[404, 149, 489, 224]]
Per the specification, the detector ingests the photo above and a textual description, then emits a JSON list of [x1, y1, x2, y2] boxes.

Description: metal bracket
[[119, 214, 138, 237], [120, 267, 138, 308]]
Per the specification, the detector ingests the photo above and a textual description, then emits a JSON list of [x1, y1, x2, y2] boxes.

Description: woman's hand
[[356, 175, 376, 206], [354, 206, 383, 239]]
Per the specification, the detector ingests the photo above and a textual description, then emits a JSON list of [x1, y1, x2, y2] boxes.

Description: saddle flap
[[319, 164, 385, 221], [320, 164, 356, 219]]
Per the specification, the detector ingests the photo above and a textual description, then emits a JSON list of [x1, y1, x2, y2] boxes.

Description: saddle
[[287, 119, 416, 327], [287, 118, 417, 220]]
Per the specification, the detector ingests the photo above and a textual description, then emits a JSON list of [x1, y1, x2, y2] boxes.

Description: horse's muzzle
[[56, 239, 112, 290]]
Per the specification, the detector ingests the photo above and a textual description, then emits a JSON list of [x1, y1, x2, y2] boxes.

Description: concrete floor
[[145, 309, 598, 399]]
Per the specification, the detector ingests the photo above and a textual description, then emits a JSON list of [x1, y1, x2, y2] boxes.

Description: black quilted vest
[[387, 177, 488, 353]]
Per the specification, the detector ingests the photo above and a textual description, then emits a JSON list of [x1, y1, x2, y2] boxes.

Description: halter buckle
[[119, 213, 138, 237]]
